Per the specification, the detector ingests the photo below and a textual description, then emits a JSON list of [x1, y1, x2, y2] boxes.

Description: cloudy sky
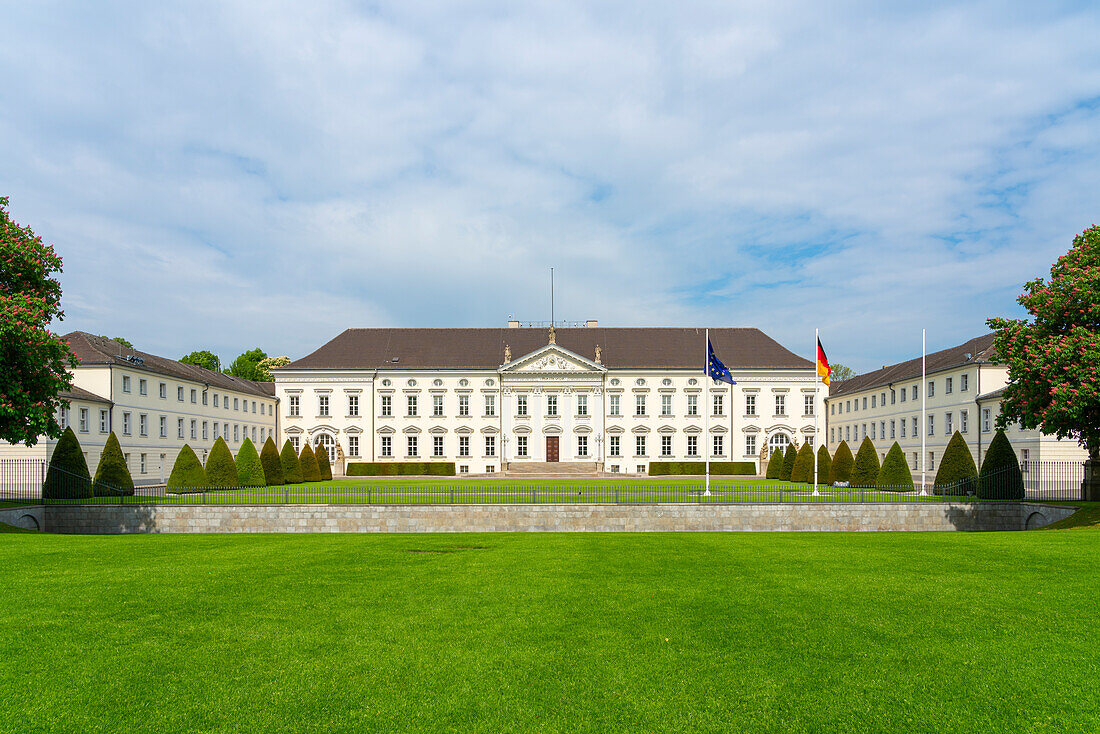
[[2, 1, 1098, 371]]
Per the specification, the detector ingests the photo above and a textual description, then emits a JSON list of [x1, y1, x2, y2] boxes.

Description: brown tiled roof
[[63, 332, 272, 398], [59, 385, 111, 404], [284, 328, 813, 371], [829, 334, 997, 398], [977, 387, 1006, 402], [256, 381, 276, 396]]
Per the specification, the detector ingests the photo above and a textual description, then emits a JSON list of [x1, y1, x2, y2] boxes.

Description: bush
[[780, 443, 798, 481], [205, 438, 239, 488], [235, 438, 266, 487], [877, 442, 914, 491], [316, 445, 333, 481], [43, 427, 92, 499], [978, 429, 1024, 500], [299, 444, 321, 482], [789, 443, 815, 484], [346, 462, 457, 477], [167, 444, 207, 491], [280, 440, 302, 484], [765, 451, 784, 480], [816, 445, 833, 487], [934, 431, 978, 496], [93, 432, 134, 496], [648, 461, 755, 476], [259, 437, 285, 486], [851, 437, 881, 488], [830, 441, 854, 484]]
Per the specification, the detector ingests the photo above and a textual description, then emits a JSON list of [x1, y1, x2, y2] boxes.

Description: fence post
[[450, 487, 455, 504], [285, 486, 289, 504]]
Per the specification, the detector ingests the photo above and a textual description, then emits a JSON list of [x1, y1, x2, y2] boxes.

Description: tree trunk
[[1085, 439, 1100, 502]]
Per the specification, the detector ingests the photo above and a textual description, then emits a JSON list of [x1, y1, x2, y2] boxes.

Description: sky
[[2, 0, 1099, 372]]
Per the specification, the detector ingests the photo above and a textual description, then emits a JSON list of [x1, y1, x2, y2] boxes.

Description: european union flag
[[706, 338, 736, 385]]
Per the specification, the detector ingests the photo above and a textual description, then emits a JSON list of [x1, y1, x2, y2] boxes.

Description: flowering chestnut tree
[[987, 226, 1100, 472], [0, 197, 79, 446]]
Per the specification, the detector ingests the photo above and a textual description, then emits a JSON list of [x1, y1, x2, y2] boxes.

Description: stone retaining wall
[[42, 502, 1078, 534], [0, 505, 44, 531]]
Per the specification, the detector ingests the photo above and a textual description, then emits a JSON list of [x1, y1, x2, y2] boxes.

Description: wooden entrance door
[[546, 436, 559, 462]]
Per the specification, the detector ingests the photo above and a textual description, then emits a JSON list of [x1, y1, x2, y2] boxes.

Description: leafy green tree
[[765, 450, 784, 480], [978, 430, 1024, 500], [988, 225, 1100, 499], [43, 427, 92, 499], [851, 437, 881, 488], [934, 431, 978, 496], [280, 440, 303, 484], [254, 356, 290, 381], [234, 437, 266, 487], [0, 197, 79, 446], [877, 442, 914, 491], [93, 432, 134, 496], [98, 336, 133, 349], [789, 442, 815, 483], [299, 443, 321, 482], [225, 348, 267, 380], [815, 445, 833, 487], [315, 444, 333, 481], [831, 363, 856, 382], [167, 445, 207, 490], [180, 350, 221, 372], [780, 443, 798, 481], [830, 441, 854, 484], [205, 437, 239, 488], [260, 437, 285, 486]]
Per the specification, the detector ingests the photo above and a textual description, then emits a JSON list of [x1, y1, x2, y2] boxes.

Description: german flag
[[817, 337, 831, 386]]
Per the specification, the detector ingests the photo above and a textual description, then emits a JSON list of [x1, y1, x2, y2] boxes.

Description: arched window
[[768, 432, 790, 454], [314, 433, 336, 463]]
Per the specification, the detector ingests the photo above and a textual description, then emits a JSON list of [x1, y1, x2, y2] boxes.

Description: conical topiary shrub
[[851, 437, 881, 488], [934, 431, 978, 496], [205, 437, 239, 488], [235, 438, 266, 488], [789, 442, 815, 484], [299, 443, 321, 482], [167, 444, 207, 491], [260, 437, 285, 486], [93, 432, 134, 497], [280, 440, 302, 484], [43, 427, 92, 499], [815, 445, 833, 487], [830, 441, 854, 484], [877, 442, 914, 492], [315, 444, 333, 481], [780, 443, 798, 481], [978, 429, 1024, 500], [765, 449, 784, 480]]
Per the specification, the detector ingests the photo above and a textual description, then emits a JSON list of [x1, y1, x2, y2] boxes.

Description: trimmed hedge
[[934, 431, 978, 496], [93, 432, 134, 497], [299, 444, 321, 483], [789, 443, 815, 484], [851, 437, 881, 488], [346, 462, 457, 477], [280, 440, 303, 484], [167, 444, 207, 490], [978, 429, 1024, 500], [316, 445, 333, 481], [43, 427, 92, 499], [830, 441, 854, 484], [780, 443, 798, 481], [205, 437, 239, 488], [877, 442, 914, 491], [235, 438, 266, 488], [765, 451, 784, 480], [260, 437, 285, 486], [648, 461, 755, 476], [816, 445, 833, 487]]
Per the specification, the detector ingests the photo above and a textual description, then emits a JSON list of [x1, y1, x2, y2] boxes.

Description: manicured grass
[[1, 526, 1099, 731]]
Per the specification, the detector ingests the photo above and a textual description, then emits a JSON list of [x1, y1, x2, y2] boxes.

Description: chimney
[[585, 320, 598, 328], [508, 320, 520, 328]]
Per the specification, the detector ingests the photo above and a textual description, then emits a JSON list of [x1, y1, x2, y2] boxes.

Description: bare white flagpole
[[704, 328, 711, 497], [920, 328, 928, 495], [813, 328, 821, 497]]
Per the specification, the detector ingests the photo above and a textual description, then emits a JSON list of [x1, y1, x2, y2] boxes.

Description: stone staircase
[[505, 461, 601, 477]]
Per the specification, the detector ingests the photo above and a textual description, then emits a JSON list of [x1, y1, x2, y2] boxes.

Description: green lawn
[[2, 520, 1099, 731]]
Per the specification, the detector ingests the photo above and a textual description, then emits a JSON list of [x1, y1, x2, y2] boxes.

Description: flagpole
[[920, 328, 928, 495], [813, 328, 820, 497], [704, 328, 711, 497]]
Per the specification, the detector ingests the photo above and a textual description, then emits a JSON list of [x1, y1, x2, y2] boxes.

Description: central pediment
[[500, 344, 606, 373]]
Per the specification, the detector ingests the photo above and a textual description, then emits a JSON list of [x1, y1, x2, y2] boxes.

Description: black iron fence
[[0, 460, 46, 504]]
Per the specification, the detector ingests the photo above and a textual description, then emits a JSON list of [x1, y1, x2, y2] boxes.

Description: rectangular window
[[862, 397, 867, 410], [746, 435, 756, 456], [945, 377, 953, 394], [433, 395, 444, 417], [261, 404, 265, 415], [177, 386, 184, 401], [485, 436, 496, 457], [578, 435, 589, 457], [900, 419, 906, 438], [804, 395, 814, 417], [202, 391, 208, 406], [407, 395, 418, 417], [861, 423, 867, 440], [961, 410, 969, 434], [635, 395, 646, 417], [546, 395, 558, 417], [660, 394, 672, 417], [880, 421, 885, 440], [871, 395, 876, 409], [912, 385, 918, 401], [458, 394, 469, 417], [140, 453, 146, 474], [712, 435, 723, 457], [485, 394, 496, 417], [224, 395, 229, 410], [407, 436, 418, 457], [318, 395, 329, 417], [610, 394, 621, 416], [214, 394, 220, 408], [191, 389, 197, 403], [901, 389, 907, 403], [176, 418, 184, 439], [252, 427, 256, 442], [190, 420, 197, 440], [159, 382, 167, 399], [745, 394, 756, 416], [516, 395, 528, 416], [577, 394, 588, 417], [349, 436, 359, 457], [121, 413, 131, 436], [687, 394, 698, 416], [660, 435, 672, 457], [928, 381, 935, 398], [831, 403, 835, 415], [945, 412, 953, 434], [881, 392, 886, 406], [775, 394, 786, 416], [122, 375, 131, 393], [712, 394, 723, 416], [57, 405, 69, 429], [459, 436, 470, 457], [982, 408, 991, 432], [911, 417, 917, 437], [381, 436, 392, 457], [871, 422, 876, 440], [202, 421, 208, 440], [348, 394, 359, 417], [961, 373, 969, 392], [891, 389, 896, 405], [433, 436, 444, 457], [139, 379, 147, 396], [224, 423, 229, 439], [913, 452, 918, 470], [516, 436, 527, 457], [252, 401, 256, 414], [233, 397, 239, 411], [635, 435, 646, 456], [1021, 449, 1029, 473], [290, 436, 299, 452], [928, 415, 935, 436], [845, 426, 850, 441], [139, 414, 148, 437], [687, 435, 698, 457], [929, 451, 935, 471], [610, 435, 621, 457], [381, 395, 392, 417], [159, 416, 167, 438], [288, 395, 300, 416], [830, 427, 835, 443], [233, 424, 239, 442], [79, 408, 89, 433]]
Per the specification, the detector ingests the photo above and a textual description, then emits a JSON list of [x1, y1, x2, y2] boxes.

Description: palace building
[[273, 322, 824, 474]]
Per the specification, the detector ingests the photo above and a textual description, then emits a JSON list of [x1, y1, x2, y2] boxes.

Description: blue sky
[[2, 0, 1098, 372]]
